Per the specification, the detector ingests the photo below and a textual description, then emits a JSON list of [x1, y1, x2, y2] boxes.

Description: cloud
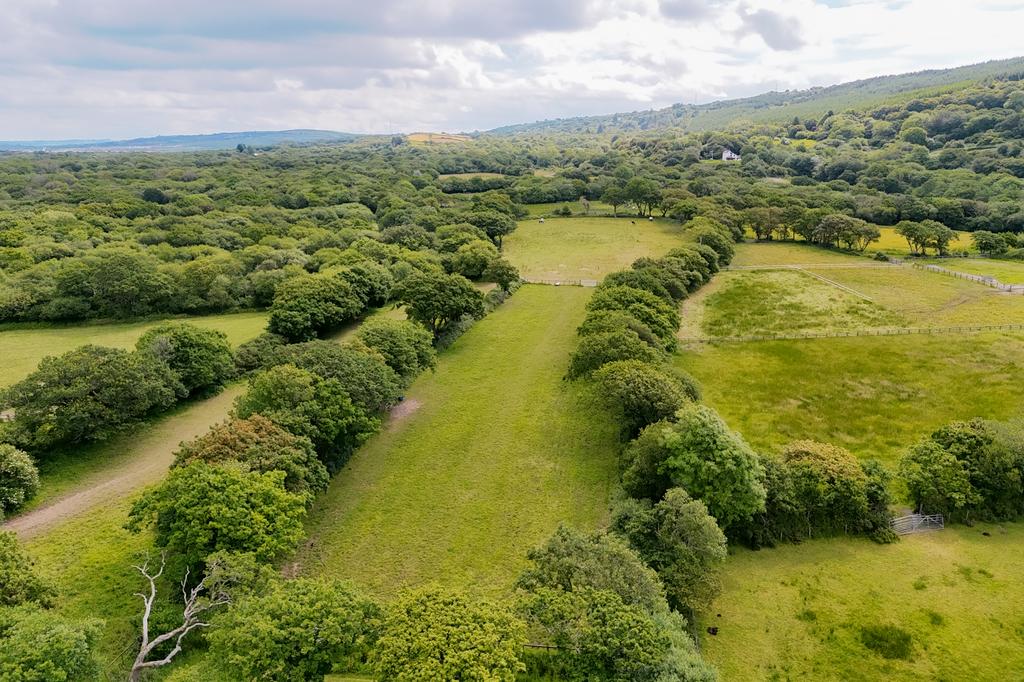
[[0, 0, 1021, 138]]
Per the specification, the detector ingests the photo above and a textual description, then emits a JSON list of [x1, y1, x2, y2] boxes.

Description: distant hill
[[489, 57, 1024, 136], [0, 129, 359, 152]]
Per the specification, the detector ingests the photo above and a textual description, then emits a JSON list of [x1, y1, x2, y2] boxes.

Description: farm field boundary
[[681, 322, 1024, 344]]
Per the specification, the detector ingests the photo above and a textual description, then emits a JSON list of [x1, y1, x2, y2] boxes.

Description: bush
[[613, 490, 727, 614], [517, 525, 667, 616], [374, 588, 526, 681], [268, 273, 364, 342], [126, 461, 307, 566], [621, 405, 766, 532], [860, 624, 913, 660], [355, 318, 436, 379], [0, 605, 102, 681], [233, 364, 379, 469], [602, 270, 674, 303], [0, 531, 54, 607], [0, 445, 39, 518], [211, 578, 379, 682], [273, 340, 401, 413], [566, 330, 663, 379], [587, 285, 680, 349], [592, 360, 698, 438], [135, 322, 234, 396], [174, 415, 328, 497], [2, 345, 178, 452], [233, 332, 287, 374], [577, 309, 662, 349]]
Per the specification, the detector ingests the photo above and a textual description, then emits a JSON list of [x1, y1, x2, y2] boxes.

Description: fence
[[903, 260, 1024, 294], [679, 323, 1024, 344], [890, 513, 944, 535]]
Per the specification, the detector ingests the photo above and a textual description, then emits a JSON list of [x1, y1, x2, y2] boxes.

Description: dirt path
[[3, 385, 243, 539]]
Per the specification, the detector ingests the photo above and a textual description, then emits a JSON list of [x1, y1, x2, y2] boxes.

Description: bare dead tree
[[128, 554, 231, 682]]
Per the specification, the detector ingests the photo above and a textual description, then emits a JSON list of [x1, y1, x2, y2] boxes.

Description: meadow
[[294, 284, 619, 597], [703, 523, 1024, 680], [504, 216, 689, 280], [921, 257, 1024, 284], [0, 311, 267, 387]]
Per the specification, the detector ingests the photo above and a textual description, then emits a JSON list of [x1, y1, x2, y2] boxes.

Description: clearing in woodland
[[293, 285, 619, 597]]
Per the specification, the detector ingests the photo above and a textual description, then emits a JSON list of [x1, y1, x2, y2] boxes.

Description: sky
[[2, 0, 1023, 140]]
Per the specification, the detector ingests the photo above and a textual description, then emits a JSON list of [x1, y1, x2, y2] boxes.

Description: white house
[[721, 149, 741, 161]]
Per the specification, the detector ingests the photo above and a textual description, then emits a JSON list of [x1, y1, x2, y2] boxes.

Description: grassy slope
[[704, 523, 1024, 680], [504, 216, 687, 281], [294, 285, 619, 598], [0, 310, 267, 387]]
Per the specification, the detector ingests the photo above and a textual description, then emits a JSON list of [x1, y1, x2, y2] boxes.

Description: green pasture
[[677, 331, 1024, 465], [921, 257, 1024, 284], [0, 311, 268, 387], [523, 201, 619, 217], [729, 241, 868, 267], [704, 523, 1024, 680], [874, 226, 972, 254], [294, 285, 619, 598], [505, 216, 687, 280]]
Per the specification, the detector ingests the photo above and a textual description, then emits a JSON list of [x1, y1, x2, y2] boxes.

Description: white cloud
[[0, 0, 1020, 138]]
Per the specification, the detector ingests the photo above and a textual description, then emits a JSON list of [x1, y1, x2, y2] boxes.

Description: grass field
[[730, 241, 870, 267], [0, 311, 267, 387], [505, 216, 688, 280], [921, 257, 1024, 284], [703, 523, 1024, 680], [523, 201, 619, 217], [874, 227, 971, 254], [293, 285, 619, 598], [406, 132, 470, 144]]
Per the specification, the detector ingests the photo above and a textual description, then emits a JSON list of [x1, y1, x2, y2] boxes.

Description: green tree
[[135, 323, 234, 397], [0, 605, 102, 681], [273, 340, 401, 413], [517, 525, 667, 616], [126, 462, 307, 566], [898, 440, 978, 516], [567, 329, 663, 379], [588, 285, 680, 349], [0, 531, 55, 607], [393, 271, 485, 339], [614, 490, 728, 615], [0, 445, 39, 519], [624, 177, 662, 217], [2, 345, 178, 451], [482, 257, 520, 292], [355, 318, 436, 379], [446, 240, 498, 279], [972, 230, 1008, 256], [174, 415, 328, 497], [374, 588, 526, 681], [268, 273, 363, 342], [601, 186, 627, 217], [592, 360, 698, 438], [211, 579, 380, 682]]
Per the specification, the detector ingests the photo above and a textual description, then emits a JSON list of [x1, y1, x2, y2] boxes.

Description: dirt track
[[3, 385, 243, 539]]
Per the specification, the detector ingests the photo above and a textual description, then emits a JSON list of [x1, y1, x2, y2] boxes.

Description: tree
[[211, 578, 379, 682], [0, 605, 101, 681], [578, 309, 662, 349], [464, 209, 518, 248], [233, 364, 379, 468], [587, 285, 680, 349], [613, 489, 727, 615], [268, 273, 363, 342], [355, 318, 437, 379], [894, 220, 929, 254], [393, 271, 485, 339], [601, 186, 626, 217], [446, 240, 498, 279], [128, 553, 233, 681], [274, 340, 401, 413], [624, 177, 662, 217], [519, 587, 668, 680], [687, 218, 735, 265], [781, 440, 871, 535], [2, 345, 178, 451], [921, 219, 957, 255], [483, 257, 520, 292], [517, 525, 667, 616], [622, 405, 766, 531], [174, 415, 328, 497], [899, 440, 978, 517], [136, 323, 234, 397], [592, 361, 698, 439], [0, 531, 54, 607], [126, 462, 307, 567], [374, 588, 526, 681], [566, 329, 663, 379], [0, 445, 39, 519], [972, 230, 1008, 256], [335, 261, 394, 307]]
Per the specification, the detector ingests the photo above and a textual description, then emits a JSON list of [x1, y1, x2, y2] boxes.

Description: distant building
[[721, 149, 741, 161]]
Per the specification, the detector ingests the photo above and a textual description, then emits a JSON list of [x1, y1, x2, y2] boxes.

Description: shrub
[[567, 330, 663, 379], [211, 578, 380, 682], [859, 624, 913, 660], [135, 322, 234, 396], [613, 490, 727, 615], [592, 360, 698, 438], [2, 345, 178, 451], [355, 318, 436, 379], [174, 415, 328, 497], [0, 445, 39, 518], [517, 525, 667, 616], [233, 332, 287, 374], [602, 270, 674, 303], [126, 461, 307, 566], [374, 588, 526, 681], [268, 273, 363, 341], [684, 219, 735, 265], [577, 309, 662, 349], [0, 531, 54, 607], [0, 605, 102, 681], [273, 340, 401, 413], [587, 285, 680, 349], [782, 441, 871, 533]]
